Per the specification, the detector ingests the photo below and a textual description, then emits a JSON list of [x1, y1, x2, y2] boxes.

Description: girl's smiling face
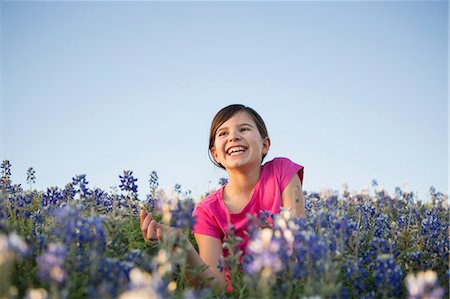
[[211, 111, 270, 172]]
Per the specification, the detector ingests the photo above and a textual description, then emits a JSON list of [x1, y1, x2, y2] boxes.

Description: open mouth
[[227, 146, 247, 156]]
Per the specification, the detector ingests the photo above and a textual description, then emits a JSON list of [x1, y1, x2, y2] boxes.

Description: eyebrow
[[216, 123, 255, 133]]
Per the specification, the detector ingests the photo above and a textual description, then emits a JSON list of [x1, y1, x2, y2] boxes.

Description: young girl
[[140, 104, 304, 290]]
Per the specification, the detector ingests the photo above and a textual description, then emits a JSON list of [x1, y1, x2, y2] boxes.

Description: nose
[[229, 130, 241, 142]]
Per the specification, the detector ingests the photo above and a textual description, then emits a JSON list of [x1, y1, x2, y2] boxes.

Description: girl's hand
[[140, 210, 163, 243], [139, 210, 185, 245]]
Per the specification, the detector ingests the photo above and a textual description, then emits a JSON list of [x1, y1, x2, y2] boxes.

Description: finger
[[156, 227, 163, 242], [141, 214, 154, 240], [139, 210, 147, 224], [147, 220, 158, 241], [141, 213, 153, 232]]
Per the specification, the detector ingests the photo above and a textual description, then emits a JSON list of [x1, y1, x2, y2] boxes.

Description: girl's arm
[[139, 210, 226, 289], [188, 234, 226, 288], [281, 174, 305, 217]]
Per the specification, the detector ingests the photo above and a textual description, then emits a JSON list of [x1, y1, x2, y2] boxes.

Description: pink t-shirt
[[192, 157, 304, 257]]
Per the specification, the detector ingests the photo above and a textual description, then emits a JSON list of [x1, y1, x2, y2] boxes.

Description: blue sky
[[1, 1, 448, 201]]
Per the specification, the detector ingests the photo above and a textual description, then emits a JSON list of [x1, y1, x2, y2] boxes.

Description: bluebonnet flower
[[0, 160, 14, 193], [1, 160, 11, 181], [42, 186, 65, 209], [332, 216, 357, 248], [145, 193, 158, 212], [326, 216, 357, 255], [119, 170, 138, 199], [290, 228, 327, 279], [421, 210, 441, 239], [170, 197, 196, 231], [26, 167, 36, 186], [365, 236, 393, 264], [373, 214, 390, 239], [218, 177, 228, 186], [72, 174, 91, 198], [397, 206, 420, 229], [92, 257, 135, 298], [217, 255, 224, 273], [404, 251, 423, 270], [174, 183, 181, 194], [7, 193, 32, 218], [429, 186, 446, 208], [324, 194, 339, 209], [62, 182, 76, 200], [145, 171, 160, 211], [36, 243, 67, 284], [420, 209, 448, 260], [91, 187, 112, 213], [248, 211, 325, 281], [149, 171, 159, 191], [356, 203, 376, 227], [245, 210, 274, 245], [342, 258, 370, 296], [124, 250, 144, 267], [245, 228, 283, 275], [304, 192, 321, 214], [373, 254, 404, 298], [394, 186, 416, 205], [304, 195, 315, 213], [51, 205, 106, 256]]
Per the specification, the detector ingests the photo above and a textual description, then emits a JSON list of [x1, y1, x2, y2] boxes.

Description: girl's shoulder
[[264, 157, 299, 169], [195, 186, 224, 209], [263, 157, 304, 185]]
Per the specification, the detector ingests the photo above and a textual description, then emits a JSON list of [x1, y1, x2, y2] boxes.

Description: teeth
[[227, 147, 246, 155]]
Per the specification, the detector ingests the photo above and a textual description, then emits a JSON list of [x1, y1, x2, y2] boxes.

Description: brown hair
[[208, 104, 269, 169]]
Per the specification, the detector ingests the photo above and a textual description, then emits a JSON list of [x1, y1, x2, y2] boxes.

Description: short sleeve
[[273, 157, 304, 191], [192, 205, 223, 240]]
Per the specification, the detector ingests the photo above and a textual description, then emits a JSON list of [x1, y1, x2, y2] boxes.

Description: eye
[[217, 131, 227, 137], [240, 127, 249, 132]]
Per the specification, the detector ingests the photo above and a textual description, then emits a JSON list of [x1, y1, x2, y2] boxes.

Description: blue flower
[[218, 177, 228, 186], [72, 174, 92, 198], [119, 170, 138, 197], [36, 243, 67, 284], [26, 167, 36, 185], [51, 205, 106, 255], [342, 258, 370, 295], [170, 197, 196, 230], [173, 183, 182, 194], [42, 186, 65, 209], [373, 214, 391, 239], [373, 254, 404, 297], [1, 160, 11, 180], [92, 257, 134, 298], [149, 171, 159, 191], [0, 160, 22, 194], [91, 188, 112, 213], [245, 228, 284, 275], [7, 193, 32, 218]]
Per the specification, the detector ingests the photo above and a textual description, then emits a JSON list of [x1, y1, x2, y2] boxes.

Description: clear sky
[[1, 1, 448, 201]]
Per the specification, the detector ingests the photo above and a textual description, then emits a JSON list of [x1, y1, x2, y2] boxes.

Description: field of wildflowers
[[0, 160, 448, 299]]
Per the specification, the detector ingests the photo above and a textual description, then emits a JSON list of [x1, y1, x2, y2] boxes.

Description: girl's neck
[[225, 165, 261, 195]]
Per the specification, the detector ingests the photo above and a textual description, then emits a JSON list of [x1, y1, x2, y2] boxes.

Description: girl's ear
[[262, 137, 271, 155], [210, 147, 219, 162]]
